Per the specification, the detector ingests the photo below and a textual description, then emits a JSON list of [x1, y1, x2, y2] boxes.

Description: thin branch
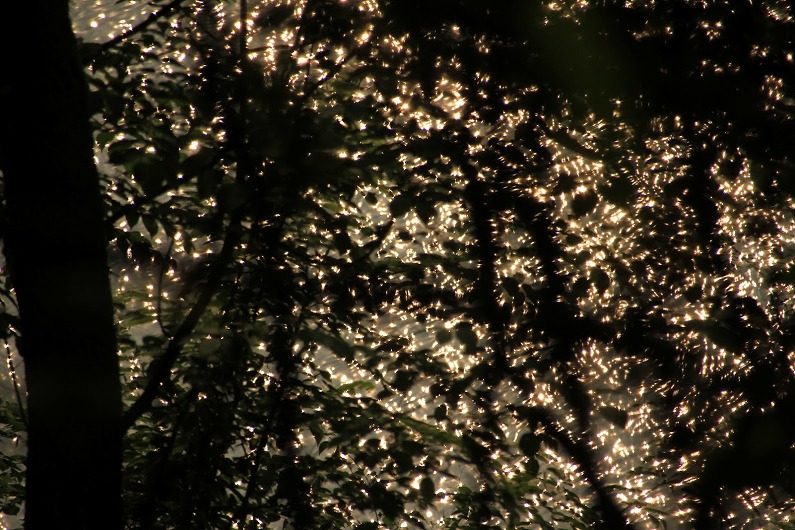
[[121, 220, 240, 433], [298, 42, 368, 105], [529, 407, 637, 530], [464, 169, 509, 379], [233, 320, 296, 529], [239, 0, 248, 58], [233, 288, 311, 528], [155, 237, 175, 336], [137, 386, 198, 528], [99, 0, 187, 53]]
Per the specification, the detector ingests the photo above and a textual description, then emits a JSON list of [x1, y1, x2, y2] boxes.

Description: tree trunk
[[0, 2, 122, 529]]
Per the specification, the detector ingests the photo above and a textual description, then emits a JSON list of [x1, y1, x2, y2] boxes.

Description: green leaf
[[772, 267, 795, 285], [197, 168, 223, 198], [524, 458, 540, 477], [399, 416, 459, 445], [461, 434, 489, 461], [590, 268, 610, 293], [181, 147, 215, 177], [297, 329, 356, 361], [108, 141, 143, 167], [218, 182, 249, 212]]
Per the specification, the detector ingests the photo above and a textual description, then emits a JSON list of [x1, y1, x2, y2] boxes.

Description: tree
[[1, 0, 794, 529], [0, 2, 121, 529]]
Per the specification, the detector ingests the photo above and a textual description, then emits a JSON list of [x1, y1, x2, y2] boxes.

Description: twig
[[233, 294, 311, 529], [233, 322, 294, 529], [530, 407, 636, 530], [464, 168, 510, 379], [298, 44, 364, 105], [99, 0, 187, 53], [155, 237, 175, 336], [136, 386, 198, 528], [239, 0, 248, 58], [121, 220, 241, 433]]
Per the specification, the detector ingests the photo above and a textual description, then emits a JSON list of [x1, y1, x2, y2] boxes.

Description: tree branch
[[99, 0, 187, 53], [121, 221, 240, 433], [464, 169, 510, 379], [529, 407, 637, 530]]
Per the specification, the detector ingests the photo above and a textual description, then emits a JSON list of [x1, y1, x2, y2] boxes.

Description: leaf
[[590, 268, 610, 293], [389, 192, 414, 218], [297, 328, 355, 361], [254, 4, 294, 28], [142, 215, 158, 237], [218, 182, 249, 212], [399, 416, 459, 445], [598, 406, 628, 429], [435, 329, 453, 344], [685, 320, 743, 352], [598, 175, 634, 205], [181, 147, 215, 177], [519, 432, 541, 457], [570, 191, 598, 217], [0, 313, 20, 340], [772, 267, 795, 285], [461, 434, 489, 461], [455, 323, 478, 353], [337, 380, 376, 394], [108, 141, 143, 167], [419, 477, 435, 502], [392, 370, 417, 391], [416, 199, 436, 225], [197, 168, 223, 198], [524, 457, 540, 477], [133, 158, 175, 197], [197, 339, 221, 359]]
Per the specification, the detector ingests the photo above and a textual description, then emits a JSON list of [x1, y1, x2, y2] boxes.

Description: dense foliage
[[1, 0, 795, 528]]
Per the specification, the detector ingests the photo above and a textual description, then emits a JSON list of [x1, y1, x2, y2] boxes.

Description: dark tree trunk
[[0, 3, 122, 529]]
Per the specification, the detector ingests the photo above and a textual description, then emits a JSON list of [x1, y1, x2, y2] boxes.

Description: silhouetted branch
[[136, 386, 198, 528], [99, 0, 187, 53], [155, 237, 175, 336], [121, 222, 240, 433], [525, 406, 637, 530], [464, 170, 510, 379]]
